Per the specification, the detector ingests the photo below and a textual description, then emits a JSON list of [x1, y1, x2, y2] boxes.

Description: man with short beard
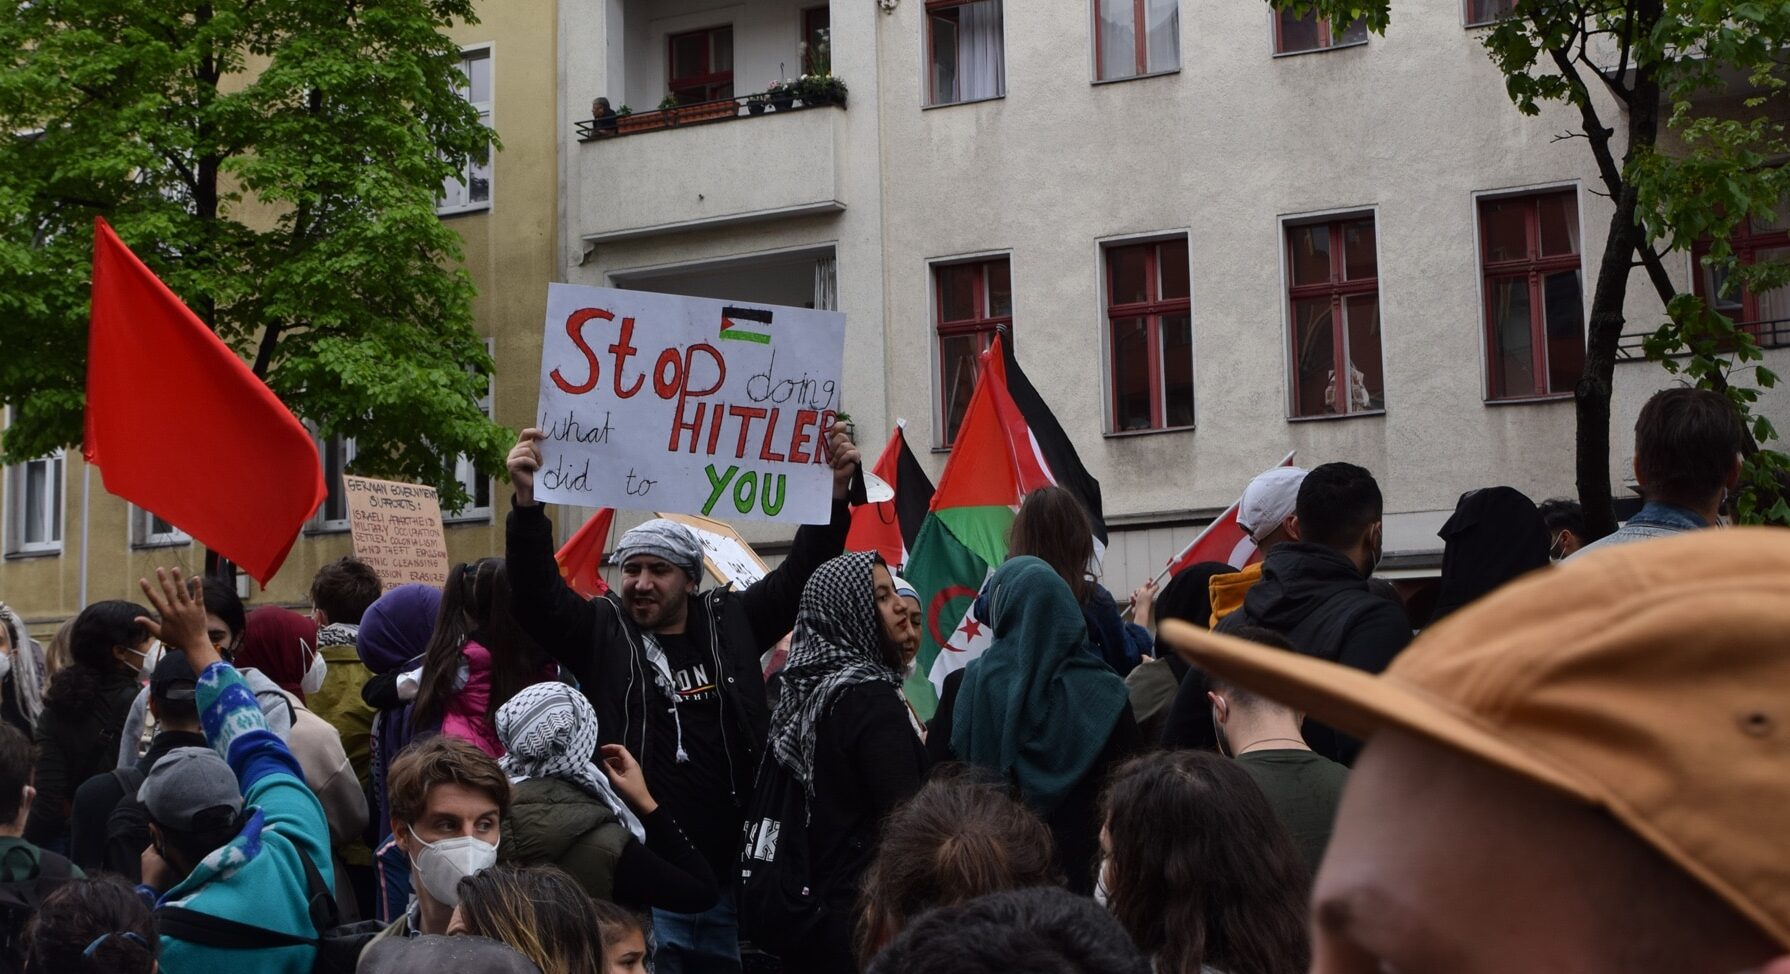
[[503, 424, 860, 974]]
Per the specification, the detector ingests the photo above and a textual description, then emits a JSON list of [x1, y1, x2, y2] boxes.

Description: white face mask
[[408, 825, 498, 907], [124, 640, 163, 680], [1093, 856, 1113, 910], [300, 646, 327, 696], [0, 652, 12, 683]]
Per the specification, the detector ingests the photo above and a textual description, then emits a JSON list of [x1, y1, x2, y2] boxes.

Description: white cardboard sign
[[534, 284, 846, 524]]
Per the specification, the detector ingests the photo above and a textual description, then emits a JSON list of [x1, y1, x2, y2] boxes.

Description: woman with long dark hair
[[25, 601, 154, 850], [1007, 486, 1150, 677], [413, 559, 554, 757], [1100, 750, 1310, 974], [0, 602, 46, 736]]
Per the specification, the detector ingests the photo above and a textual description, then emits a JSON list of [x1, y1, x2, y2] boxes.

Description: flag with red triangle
[[1162, 450, 1299, 578], [555, 507, 615, 597], [845, 423, 935, 569]]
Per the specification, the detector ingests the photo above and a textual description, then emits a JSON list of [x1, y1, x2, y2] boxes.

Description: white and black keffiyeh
[[767, 551, 902, 790], [497, 682, 645, 841]]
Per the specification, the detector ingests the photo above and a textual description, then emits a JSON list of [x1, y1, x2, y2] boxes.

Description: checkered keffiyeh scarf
[[497, 682, 645, 841], [767, 551, 901, 790]]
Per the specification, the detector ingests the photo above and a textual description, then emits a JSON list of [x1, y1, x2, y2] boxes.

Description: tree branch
[[1548, 44, 1625, 200]]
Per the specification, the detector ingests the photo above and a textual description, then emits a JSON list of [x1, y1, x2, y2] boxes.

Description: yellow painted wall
[[0, 0, 556, 639]]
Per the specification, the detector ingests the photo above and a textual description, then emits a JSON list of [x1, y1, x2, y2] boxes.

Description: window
[[669, 26, 734, 104], [1480, 191, 1584, 400], [1692, 202, 1790, 347], [445, 340, 495, 522], [935, 257, 1013, 446], [4, 452, 63, 555], [927, 0, 1006, 106], [1274, 7, 1367, 54], [312, 434, 357, 532], [1105, 238, 1194, 432], [1095, 0, 1180, 81], [1286, 215, 1385, 418], [439, 48, 492, 214], [132, 507, 189, 548], [802, 7, 831, 74], [1464, 0, 1515, 27]]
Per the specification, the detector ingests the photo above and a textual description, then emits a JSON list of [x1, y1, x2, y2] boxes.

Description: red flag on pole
[[84, 218, 325, 586], [556, 507, 615, 597], [845, 424, 935, 570], [1160, 450, 1299, 580]]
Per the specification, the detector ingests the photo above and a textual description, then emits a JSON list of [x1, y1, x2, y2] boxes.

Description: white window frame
[[131, 506, 191, 549], [921, 0, 1009, 109], [309, 434, 358, 534], [444, 338, 495, 523], [1090, 0, 1183, 84], [438, 44, 494, 216], [4, 450, 65, 556]]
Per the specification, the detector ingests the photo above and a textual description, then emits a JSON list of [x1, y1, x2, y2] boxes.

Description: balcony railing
[[577, 86, 846, 143], [1617, 318, 1790, 360]]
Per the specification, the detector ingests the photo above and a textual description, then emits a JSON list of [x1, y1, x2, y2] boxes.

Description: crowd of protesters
[[0, 384, 1784, 973]]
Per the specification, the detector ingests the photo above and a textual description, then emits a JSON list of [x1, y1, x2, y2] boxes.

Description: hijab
[[951, 556, 1129, 815], [235, 607, 317, 699], [357, 584, 441, 675], [767, 551, 901, 790], [496, 682, 644, 841], [1432, 486, 1550, 623]]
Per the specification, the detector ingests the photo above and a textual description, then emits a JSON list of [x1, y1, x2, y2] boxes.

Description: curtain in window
[[1145, 0, 1180, 73], [814, 256, 838, 311], [1098, 0, 1135, 78], [960, 0, 1006, 101]]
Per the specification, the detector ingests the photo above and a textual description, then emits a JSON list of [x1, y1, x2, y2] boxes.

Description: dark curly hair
[[43, 601, 151, 713], [24, 875, 157, 974]]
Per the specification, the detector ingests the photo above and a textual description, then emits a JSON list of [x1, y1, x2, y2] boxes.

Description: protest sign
[[659, 512, 770, 589], [534, 284, 847, 524], [343, 475, 451, 589]]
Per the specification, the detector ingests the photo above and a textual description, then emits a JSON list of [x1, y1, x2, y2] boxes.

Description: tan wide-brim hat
[[1158, 527, 1790, 948]]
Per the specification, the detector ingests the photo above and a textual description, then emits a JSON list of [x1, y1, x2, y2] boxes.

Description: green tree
[[0, 0, 509, 513], [1280, 0, 1790, 532]]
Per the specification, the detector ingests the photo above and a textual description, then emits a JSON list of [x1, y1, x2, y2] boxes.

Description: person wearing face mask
[[24, 601, 156, 853], [0, 604, 46, 738], [127, 568, 336, 974], [1210, 462, 1410, 766], [367, 735, 511, 945]]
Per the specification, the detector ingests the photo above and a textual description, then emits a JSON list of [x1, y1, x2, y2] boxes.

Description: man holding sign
[[504, 422, 860, 974]]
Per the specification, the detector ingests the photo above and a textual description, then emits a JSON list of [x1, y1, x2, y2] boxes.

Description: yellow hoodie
[[1208, 562, 1264, 628]]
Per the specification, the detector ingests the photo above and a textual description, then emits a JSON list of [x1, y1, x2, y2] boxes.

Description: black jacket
[[506, 500, 851, 813], [25, 667, 142, 848], [68, 729, 207, 876], [1211, 542, 1411, 764]]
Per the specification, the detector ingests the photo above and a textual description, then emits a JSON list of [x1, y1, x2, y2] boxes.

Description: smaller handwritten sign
[[344, 476, 451, 589], [658, 512, 770, 589]]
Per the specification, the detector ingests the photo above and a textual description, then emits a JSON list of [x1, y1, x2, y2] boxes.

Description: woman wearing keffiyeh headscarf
[[760, 550, 928, 974], [494, 681, 718, 914]]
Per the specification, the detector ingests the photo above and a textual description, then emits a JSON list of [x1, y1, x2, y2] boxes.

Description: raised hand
[[827, 421, 861, 500], [507, 428, 546, 506], [136, 567, 217, 669], [599, 743, 657, 814]]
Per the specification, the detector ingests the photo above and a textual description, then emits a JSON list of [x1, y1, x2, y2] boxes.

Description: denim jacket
[[1570, 502, 1709, 560]]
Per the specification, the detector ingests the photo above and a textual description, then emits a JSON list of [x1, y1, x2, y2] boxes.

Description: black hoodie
[[1212, 542, 1412, 764]]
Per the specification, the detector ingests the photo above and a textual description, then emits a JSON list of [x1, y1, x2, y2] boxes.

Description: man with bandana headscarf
[[503, 423, 861, 974]]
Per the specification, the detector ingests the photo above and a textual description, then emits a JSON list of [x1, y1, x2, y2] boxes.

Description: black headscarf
[[1151, 562, 1238, 682], [1431, 486, 1550, 623]]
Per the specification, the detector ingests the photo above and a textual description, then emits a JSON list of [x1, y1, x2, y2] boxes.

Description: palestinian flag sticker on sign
[[720, 306, 773, 344]]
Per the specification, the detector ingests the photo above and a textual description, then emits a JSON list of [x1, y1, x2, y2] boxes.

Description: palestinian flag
[[846, 423, 936, 569], [555, 507, 615, 597], [902, 334, 1104, 717]]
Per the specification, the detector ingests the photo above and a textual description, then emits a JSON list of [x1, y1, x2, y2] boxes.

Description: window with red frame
[[1094, 0, 1181, 81], [1274, 7, 1366, 54], [1692, 206, 1790, 348], [926, 0, 1006, 106], [668, 25, 734, 104], [802, 7, 830, 74], [1480, 191, 1585, 400], [1106, 238, 1194, 432], [935, 258, 1012, 446], [1464, 0, 1515, 27], [1286, 216, 1385, 417]]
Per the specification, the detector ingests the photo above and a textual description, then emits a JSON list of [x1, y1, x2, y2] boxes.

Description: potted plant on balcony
[[766, 80, 794, 112], [657, 93, 681, 126], [791, 73, 848, 108], [745, 91, 768, 115], [615, 104, 667, 135]]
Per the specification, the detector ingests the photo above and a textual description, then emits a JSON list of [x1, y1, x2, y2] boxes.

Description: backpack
[[736, 751, 825, 958], [0, 849, 73, 974], [153, 851, 382, 974]]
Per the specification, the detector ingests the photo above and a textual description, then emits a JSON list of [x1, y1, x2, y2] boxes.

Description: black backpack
[[153, 850, 382, 974], [737, 751, 825, 958], [0, 849, 73, 974]]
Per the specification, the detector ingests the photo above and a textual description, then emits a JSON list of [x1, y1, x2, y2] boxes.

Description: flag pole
[[79, 463, 91, 607], [1134, 449, 1300, 600]]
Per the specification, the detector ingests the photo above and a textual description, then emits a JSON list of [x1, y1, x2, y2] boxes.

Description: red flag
[[1162, 450, 1299, 577], [845, 424, 935, 569], [556, 507, 614, 597], [84, 218, 325, 585]]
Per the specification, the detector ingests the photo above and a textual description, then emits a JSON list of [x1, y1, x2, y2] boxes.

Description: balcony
[[575, 97, 847, 243], [1617, 318, 1790, 361]]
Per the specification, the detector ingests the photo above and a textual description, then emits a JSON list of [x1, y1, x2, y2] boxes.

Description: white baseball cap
[[1238, 466, 1309, 543]]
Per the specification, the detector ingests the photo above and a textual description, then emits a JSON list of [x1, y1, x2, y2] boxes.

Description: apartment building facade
[[559, 0, 1790, 597], [0, 0, 559, 636]]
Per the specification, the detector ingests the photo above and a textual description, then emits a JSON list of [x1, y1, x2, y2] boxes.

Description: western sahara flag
[[846, 423, 935, 569], [902, 333, 1106, 718]]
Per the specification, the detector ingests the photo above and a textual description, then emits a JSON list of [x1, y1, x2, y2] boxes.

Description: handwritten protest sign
[[343, 476, 450, 589], [534, 284, 847, 524], [658, 512, 770, 589]]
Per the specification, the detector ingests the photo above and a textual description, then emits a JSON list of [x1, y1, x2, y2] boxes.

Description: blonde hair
[[454, 865, 603, 974]]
